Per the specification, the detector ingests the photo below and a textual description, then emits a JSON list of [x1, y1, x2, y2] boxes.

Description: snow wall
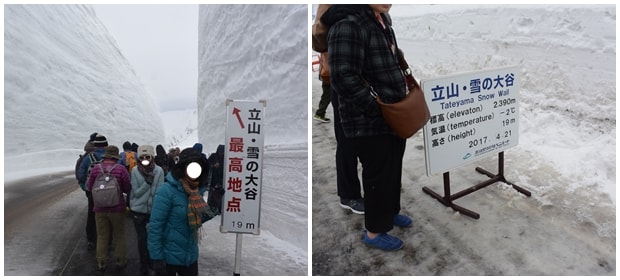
[[4, 5, 165, 164], [197, 4, 308, 153]]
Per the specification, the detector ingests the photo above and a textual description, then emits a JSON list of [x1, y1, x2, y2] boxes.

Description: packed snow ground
[[311, 4, 615, 276]]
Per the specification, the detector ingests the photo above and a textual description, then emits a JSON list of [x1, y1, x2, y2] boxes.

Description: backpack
[[75, 154, 84, 182], [312, 4, 332, 53], [125, 151, 137, 173], [91, 163, 122, 208], [85, 152, 101, 182]]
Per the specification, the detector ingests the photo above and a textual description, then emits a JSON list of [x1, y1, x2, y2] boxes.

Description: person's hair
[[123, 141, 132, 151], [171, 148, 209, 187]]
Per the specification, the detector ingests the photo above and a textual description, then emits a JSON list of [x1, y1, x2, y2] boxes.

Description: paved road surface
[[4, 171, 142, 276]]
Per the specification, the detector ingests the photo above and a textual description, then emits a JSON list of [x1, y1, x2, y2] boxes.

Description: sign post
[[221, 99, 266, 275], [420, 66, 530, 219]]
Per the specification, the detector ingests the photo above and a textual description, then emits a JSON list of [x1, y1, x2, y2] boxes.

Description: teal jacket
[[148, 172, 220, 266], [129, 165, 165, 214]]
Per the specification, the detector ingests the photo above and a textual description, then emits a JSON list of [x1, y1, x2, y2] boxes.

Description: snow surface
[[311, 4, 615, 276], [3, 4, 307, 276]]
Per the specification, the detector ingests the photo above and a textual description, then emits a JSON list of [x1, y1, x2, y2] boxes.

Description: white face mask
[[141, 160, 150, 166], [186, 162, 202, 179]]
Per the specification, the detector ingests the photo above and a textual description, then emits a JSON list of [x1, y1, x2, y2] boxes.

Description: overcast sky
[[93, 4, 199, 112]]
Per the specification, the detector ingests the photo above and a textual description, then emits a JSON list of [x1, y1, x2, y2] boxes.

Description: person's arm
[[119, 165, 132, 194], [148, 186, 170, 261], [328, 20, 377, 112], [200, 187, 221, 223], [77, 155, 90, 183], [130, 168, 149, 198]]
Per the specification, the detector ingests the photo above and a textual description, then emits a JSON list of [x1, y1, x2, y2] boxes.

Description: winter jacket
[[148, 172, 220, 266], [323, 5, 407, 138], [155, 145, 169, 174], [129, 164, 165, 214], [77, 147, 105, 184], [207, 144, 224, 190], [86, 159, 132, 213]]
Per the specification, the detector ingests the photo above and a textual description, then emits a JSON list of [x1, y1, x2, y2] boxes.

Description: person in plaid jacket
[[323, 4, 412, 251]]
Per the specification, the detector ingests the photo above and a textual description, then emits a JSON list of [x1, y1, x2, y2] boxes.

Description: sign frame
[[419, 66, 531, 219], [220, 99, 266, 235], [421, 65, 520, 176]]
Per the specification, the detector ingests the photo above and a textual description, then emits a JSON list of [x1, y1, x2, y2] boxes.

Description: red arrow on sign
[[232, 107, 244, 129]]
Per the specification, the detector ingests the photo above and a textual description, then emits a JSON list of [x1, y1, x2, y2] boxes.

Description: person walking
[[313, 4, 365, 215], [313, 52, 332, 123], [130, 145, 165, 275], [206, 144, 225, 211], [323, 4, 412, 251], [86, 145, 132, 271], [76, 133, 109, 250], [148, 148, 223, 276]]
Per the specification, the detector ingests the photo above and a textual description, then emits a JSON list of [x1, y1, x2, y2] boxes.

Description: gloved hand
[[152, 259, 167, 275], [207, 183, 225, 212]]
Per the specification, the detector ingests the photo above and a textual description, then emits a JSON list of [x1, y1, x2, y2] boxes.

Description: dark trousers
[[315, 82, 332, 117], [350, 134, 406, 233], [331, 89, 362, 199], [161, 261, 198, 276], [86, 191, 97, 243], [131, 212, 151, 273]]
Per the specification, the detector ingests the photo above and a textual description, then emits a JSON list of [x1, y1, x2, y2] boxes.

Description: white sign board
[[220, 99, 266, 234], [422, 66, 519, 176]]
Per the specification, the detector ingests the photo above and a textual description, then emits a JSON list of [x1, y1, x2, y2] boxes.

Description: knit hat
[[92, 133, 108, 147], [171, 147, 209, 183], [192, 143, 203, 153], [177, 147, 203, 166], [102, 145, 121, 160], [138, 145, 155, 158]]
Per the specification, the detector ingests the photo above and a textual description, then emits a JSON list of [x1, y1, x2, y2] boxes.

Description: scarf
[[137, 161, 155, 184], [181, 177, 209, 241]]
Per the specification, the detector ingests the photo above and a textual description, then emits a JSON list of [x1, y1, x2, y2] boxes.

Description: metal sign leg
[[233, 233, 242, 276], [422, 152, 531, 219]]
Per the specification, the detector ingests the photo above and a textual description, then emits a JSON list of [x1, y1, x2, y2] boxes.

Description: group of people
[[75, 132, 225, 275], [313, 4, 413, 251]]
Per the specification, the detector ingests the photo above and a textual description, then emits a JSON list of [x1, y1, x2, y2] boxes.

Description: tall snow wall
[[197, 4, 308, 153], [4, 5, 165, 158]]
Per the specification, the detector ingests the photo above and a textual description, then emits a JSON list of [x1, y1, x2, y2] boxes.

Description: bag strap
[[99, 163, 120, 176]]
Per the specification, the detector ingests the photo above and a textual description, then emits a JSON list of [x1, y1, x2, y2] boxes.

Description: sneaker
[[362, 231, 404, 251], [313, 114, 331, 123], [97, 262, 107, 272], [339, 198, 365, 214], [393, 214, 412, 228]]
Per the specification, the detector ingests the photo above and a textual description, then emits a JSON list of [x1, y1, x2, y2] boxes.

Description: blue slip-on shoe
[[393, 214, 412, 228], [363, 231, 404, 251]]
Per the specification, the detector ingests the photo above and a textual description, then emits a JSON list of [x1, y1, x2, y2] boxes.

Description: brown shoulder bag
[[371, 50, 430, 139]]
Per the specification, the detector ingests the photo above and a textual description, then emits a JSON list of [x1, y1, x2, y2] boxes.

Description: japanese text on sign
[[422, 66, 519, 176], [221, 100, 266, 235]]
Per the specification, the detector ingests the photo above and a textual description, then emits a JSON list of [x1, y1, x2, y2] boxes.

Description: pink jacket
[[86, 159, 131, 212]]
